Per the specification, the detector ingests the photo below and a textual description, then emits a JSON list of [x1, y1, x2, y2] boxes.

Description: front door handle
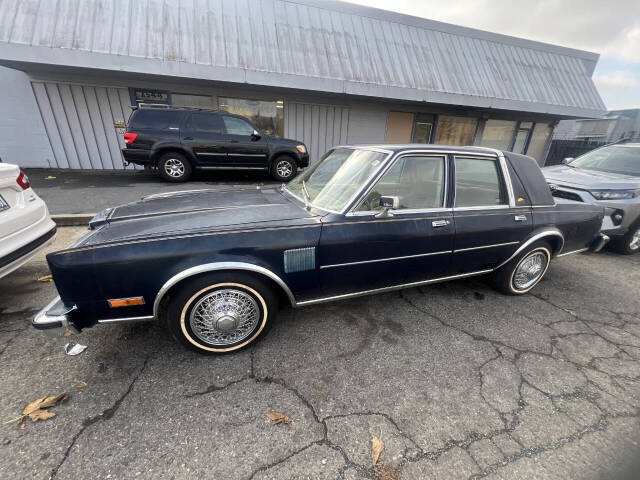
[[514, 215, 527, 222], [432, 219, 450, 228]]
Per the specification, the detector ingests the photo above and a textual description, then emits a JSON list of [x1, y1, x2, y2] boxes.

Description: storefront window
[[512, 121, 533, 154], [412, 114, 434, 143], [434, 115, 478, 146], [526, 123, 553, 163], [171, 93, 216, 109], [479, 119, 518, 151], [218, 98, 284, 137]]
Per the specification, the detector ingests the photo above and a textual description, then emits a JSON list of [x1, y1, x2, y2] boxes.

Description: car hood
[[80, 187, 316, 247], [542, 165, 640, 190]]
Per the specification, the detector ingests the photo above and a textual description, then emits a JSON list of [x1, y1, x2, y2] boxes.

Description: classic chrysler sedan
[[34, 145, 608, 354]]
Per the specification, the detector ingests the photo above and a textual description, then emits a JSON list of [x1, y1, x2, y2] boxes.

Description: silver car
[[542, 143, 640, 254]]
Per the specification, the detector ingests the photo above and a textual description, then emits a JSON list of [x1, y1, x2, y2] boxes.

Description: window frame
[[452, 155, 513, 210], [349, 153, 449, 216]]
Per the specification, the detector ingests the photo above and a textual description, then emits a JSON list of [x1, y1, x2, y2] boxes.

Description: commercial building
[[0, 0, 605, 170]]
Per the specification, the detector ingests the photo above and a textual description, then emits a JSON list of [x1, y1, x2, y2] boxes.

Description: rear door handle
[[514, 215, 527, 222], [432, 219, 450, 228]]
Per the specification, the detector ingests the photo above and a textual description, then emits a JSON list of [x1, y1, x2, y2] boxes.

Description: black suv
[[121, 106, 309, 182]]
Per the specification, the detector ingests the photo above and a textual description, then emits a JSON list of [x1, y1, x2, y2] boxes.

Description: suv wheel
[[158, 152, 192, 182], [271, 155, 297, 182], [610, 223, 640, 255]]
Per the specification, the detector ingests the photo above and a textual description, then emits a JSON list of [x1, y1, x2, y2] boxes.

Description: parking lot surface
[[1, 227, 639, 479]]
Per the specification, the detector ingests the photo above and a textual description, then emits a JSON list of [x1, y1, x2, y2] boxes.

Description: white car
[[0, 163, 56, 278]]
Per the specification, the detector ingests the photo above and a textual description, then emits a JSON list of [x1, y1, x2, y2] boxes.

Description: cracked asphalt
[[1, 227, 640, 480]]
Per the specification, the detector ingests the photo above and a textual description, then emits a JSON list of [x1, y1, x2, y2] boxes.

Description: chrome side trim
[[196, 152, 226, 156], [494, 228, 565, 269], [295, 269, 494, 307], [228, 153, 268, 157], [453, 241, 519, 253], [98, 315, 155, 324], [198, 166, 267, 170], [556, 248, 588, 258], [153, 262, 297, 315], [320, 250, 452, 270]]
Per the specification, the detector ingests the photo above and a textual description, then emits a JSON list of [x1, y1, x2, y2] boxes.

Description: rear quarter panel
[[532, 201, 603, 253]]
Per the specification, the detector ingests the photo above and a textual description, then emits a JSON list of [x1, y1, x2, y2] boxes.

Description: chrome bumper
[[33, 296, 79, 337], [589, 233, 610, 253]]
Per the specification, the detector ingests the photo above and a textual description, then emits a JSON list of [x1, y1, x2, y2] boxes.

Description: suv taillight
[[124, 132, 138, 145], [17, 170, 30, 190]]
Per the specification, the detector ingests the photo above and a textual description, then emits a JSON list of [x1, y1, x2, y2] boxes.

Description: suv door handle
[[183, 136, 193, 140], [432, 219, 450, 228], [514, 215, 527, 222]]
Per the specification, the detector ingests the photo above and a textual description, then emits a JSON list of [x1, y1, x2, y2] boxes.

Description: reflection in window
[[222, 116, 255, 136], [455, 157, 507, 207], [434, 116, 478, 145], [219, 98, 284, 137], [171, 93, 216, 109], [412, 114, 434, 143], [192, 113, 223, 132], [479, 119, 518, 151], [512, 122, 533, 154], [357, 156, 445, 211]]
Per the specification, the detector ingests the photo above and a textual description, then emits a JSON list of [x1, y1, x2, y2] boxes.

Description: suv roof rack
[[133, 103, 219, 113]]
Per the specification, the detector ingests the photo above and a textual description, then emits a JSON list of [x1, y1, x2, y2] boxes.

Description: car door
[[318, 153, 454, 297], [451, 154, 533, 273], [221, 115, 270, 168], [182, 112, 227, 166]]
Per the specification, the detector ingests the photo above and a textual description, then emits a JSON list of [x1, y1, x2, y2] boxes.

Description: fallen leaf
[[267, 412, 291, 425], [27, 410, 55, 422], [374, 461, 402, 480], [17, 392, 68, 428], [44, 176, 56, 180], [37, 274, 52, 282], [74, 381, 88, 389], [563, 308, 578, 317], [371, 436, 384, 466]]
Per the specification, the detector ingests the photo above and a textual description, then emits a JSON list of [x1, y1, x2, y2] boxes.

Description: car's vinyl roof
[[335, 144, 501, 154]]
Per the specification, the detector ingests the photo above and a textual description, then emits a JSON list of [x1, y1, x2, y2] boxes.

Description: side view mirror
[[251, 130, 261, 141], [562, 157, 574, 165], [376, 196, 399, 218]]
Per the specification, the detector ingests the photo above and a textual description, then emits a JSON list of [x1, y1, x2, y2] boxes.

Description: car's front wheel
[[158, 152, 192, 182], [271, 155, 298, 182], [490, 242, 552, 295], [610, 223, 640, 255], [165, 272, 277, 354]]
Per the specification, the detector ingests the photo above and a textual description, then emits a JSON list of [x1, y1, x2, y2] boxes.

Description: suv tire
[[610, 222, 640, 255], [158, 152, 192, 182], [271, 155, 297, 182]]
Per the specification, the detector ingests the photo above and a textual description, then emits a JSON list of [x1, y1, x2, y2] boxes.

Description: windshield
[[286, 148, 388, 212], [570, 145, 640, 176]]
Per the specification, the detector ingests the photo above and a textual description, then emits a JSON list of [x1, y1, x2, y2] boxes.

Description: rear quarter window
[[128, 110, 183, 129]]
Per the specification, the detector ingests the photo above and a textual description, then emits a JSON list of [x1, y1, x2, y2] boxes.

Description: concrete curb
[[51, 214, 95, 226]]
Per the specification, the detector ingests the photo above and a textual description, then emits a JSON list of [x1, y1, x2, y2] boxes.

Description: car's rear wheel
[[158, 152, 192, 182], [165, 272, 277, 354], [271, 155, 297, 182], [490, 241, 552, 295], [610, 223, 640, 255]]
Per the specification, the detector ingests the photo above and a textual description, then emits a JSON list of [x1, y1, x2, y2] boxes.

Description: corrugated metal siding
[[0, 0, 605, 113], [284, 102, 349, 163], [31, 81, 133, 169]]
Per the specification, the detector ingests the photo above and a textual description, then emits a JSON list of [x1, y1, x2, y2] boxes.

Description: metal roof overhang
[[0, 43, 603, 120]]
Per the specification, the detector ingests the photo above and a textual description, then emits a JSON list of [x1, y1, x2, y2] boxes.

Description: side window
[[222, 116, 255, 136], [454, 157, 507, 207], [129, 110, 181, 129], [356, 155, 445, 211], [191, 113, 223, 133]]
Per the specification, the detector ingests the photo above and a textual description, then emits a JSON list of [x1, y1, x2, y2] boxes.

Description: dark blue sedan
[[34, 145, 608, 354]]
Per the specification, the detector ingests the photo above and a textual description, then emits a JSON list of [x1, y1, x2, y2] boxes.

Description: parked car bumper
[[297, 153, 310, 168], [0, 217, 56, 278], [32, 296, 79, 336], [589, 232, 610, 252], [121, 148, 152, 166]]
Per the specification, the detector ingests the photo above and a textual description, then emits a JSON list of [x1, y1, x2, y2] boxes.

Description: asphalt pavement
[[1, 228, 639, 480], [25, 168, 278, 215]]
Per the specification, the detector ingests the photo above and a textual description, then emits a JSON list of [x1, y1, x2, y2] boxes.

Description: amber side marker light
[[108, 297, 145, 308]]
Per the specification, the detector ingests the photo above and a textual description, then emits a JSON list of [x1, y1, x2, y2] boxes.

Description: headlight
[[296, 145, 307, 153], [589, 189, 637, 200]]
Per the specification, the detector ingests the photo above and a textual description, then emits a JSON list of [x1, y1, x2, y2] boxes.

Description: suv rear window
[[129, 110, 183, 129]]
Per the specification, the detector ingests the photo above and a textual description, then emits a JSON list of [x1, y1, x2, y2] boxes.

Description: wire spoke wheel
[[513, 251, 548, 290], [164, 158, 185, 177], [189, 288, 260, 346]]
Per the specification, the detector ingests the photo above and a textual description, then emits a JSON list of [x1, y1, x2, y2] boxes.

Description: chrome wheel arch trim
[[153, 262, 296, 317], [495, 228, 565, 270]]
